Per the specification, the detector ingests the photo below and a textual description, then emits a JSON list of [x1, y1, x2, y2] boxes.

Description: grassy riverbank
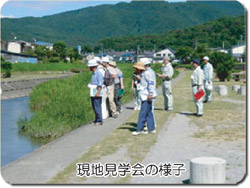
[[19, 63, 179, 138], [12, 62, 85, 72]]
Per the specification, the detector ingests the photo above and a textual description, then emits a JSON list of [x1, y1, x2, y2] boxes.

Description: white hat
[[101, 56, 110, 63], [109, 61, 117, 67], [203, 56, 209, 61], [93, 56, 101, 63], [140, 57, 151, 65], [88, 59, 98, 67]]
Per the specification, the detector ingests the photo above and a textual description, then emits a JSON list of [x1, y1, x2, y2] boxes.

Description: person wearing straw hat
[[94, 56, 109, 120], [157, 56, 174, 111], [191, 59, 204, 117], [203, 56, 213, 103], [109, 61, 124, 114], [132, 61, 157, 136], [87, 59, 104, 125], [102, 56, 119, 118]]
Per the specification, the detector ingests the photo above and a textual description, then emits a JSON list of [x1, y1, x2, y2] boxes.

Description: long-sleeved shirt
[[203, 62, 213, 81], [140, 67, 157, 100], [191, 66, 204, 86], [161, 63, 174, 80]]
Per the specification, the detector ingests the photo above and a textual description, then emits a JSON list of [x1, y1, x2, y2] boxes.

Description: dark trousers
[[114, 84, 122, 112], [137, 100, 155, 132], [91, 97, 102, 123]]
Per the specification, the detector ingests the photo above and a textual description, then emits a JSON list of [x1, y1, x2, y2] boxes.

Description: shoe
[[196, 114, 203, 117], [94, 122, 103, 126], [132, 131, 144, 136], [144, 129, 157, 134], [112, 113, 118, 118], [134, 107, 138, 110], [168, 108, 173, 111], [203, 100, 208, 103]]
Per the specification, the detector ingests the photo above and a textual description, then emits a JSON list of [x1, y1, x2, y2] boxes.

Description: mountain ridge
[[1, 1, 245, 46]]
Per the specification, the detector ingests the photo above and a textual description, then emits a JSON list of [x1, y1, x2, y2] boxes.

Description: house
[[153, 48, 175, 59], [229, 44, 246, 62], [210, 47, 228, 54], [34, 41, 53, 50], [3, 40, 33, 54], [1, 50, 38, 64]]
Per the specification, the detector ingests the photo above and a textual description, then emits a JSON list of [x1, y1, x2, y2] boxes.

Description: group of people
[[88, 55, 214, 136], [88, 56, 124, 126]]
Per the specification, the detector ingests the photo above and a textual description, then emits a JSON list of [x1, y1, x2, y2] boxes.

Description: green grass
[[19, 63, 178, 138], [12, 62, 86, 72]]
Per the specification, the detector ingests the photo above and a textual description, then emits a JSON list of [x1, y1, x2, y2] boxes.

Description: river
[[1, 97, 49, 167]]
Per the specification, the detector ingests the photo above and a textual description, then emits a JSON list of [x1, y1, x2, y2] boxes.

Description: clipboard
[[194, 89, 205, 101]]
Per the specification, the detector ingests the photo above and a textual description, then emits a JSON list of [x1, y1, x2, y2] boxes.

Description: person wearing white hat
[[102, 57, 119, 118], [132, 60, 157, 136], [109, 61, 124, 114], [203, 56, 213, 103], [157, 56, 174, 111], [88, 59, 104, 125], [94, 56, 109, 120]]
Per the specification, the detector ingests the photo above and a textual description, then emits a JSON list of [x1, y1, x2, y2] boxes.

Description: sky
[[0, 0, 187, 18]]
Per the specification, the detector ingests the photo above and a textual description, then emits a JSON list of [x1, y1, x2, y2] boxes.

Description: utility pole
[[137, 45, 140, 62], [100, 43, 103, 57], [195, 40, 198, 50]]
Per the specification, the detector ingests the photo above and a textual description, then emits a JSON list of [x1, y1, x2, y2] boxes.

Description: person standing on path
[[131, 69, 142, 110], [191, 59, 204, 117], [157, 56, 174, 111], [132, 61, 157, 136], [88, 59, 104, 126], [203, 56, 214, 103], [102, 57, 119, 118], [110, 61, 124, 114], [94, 56, 109, 120]]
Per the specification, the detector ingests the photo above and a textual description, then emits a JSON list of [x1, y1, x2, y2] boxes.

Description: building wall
[[1, 52, 37, 64], [7, 42, 21, 53], [232, 45, 245, 54], [154, 49, 175, 58]]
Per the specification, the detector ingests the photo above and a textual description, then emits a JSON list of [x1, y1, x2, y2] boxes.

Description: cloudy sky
[[0, 0, 188, 18]]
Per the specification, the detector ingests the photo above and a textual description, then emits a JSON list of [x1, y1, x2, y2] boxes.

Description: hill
[[98, 15, 246, 51], [1, 0, 245, 46]]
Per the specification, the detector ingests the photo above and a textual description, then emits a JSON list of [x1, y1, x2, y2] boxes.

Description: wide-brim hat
[[133, 61, 145, 70], [88, 59, 98, 67], [109, 61, 117, 67]]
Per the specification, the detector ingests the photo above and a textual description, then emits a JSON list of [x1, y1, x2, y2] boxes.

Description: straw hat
[[109, 61, 117, 67], [133, 61, 145, 70], [88, 59, 98, 67]]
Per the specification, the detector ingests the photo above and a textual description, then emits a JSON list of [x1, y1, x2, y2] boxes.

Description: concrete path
[[1, 100, 135, 184], [130, 113, 246, 184]]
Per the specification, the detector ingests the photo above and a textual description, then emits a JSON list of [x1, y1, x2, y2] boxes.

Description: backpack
[[104, 69, 114, 86]]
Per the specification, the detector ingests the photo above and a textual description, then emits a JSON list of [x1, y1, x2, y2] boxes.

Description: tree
[[210, 52, 236, 81], [34, 45, 49, 60], [175, 46, 193, 64], [53, 41, 67, 60], [67, 47, 81, 63]]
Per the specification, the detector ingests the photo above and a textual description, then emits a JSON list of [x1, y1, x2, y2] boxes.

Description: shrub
[[1, 57, 12, 78]]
